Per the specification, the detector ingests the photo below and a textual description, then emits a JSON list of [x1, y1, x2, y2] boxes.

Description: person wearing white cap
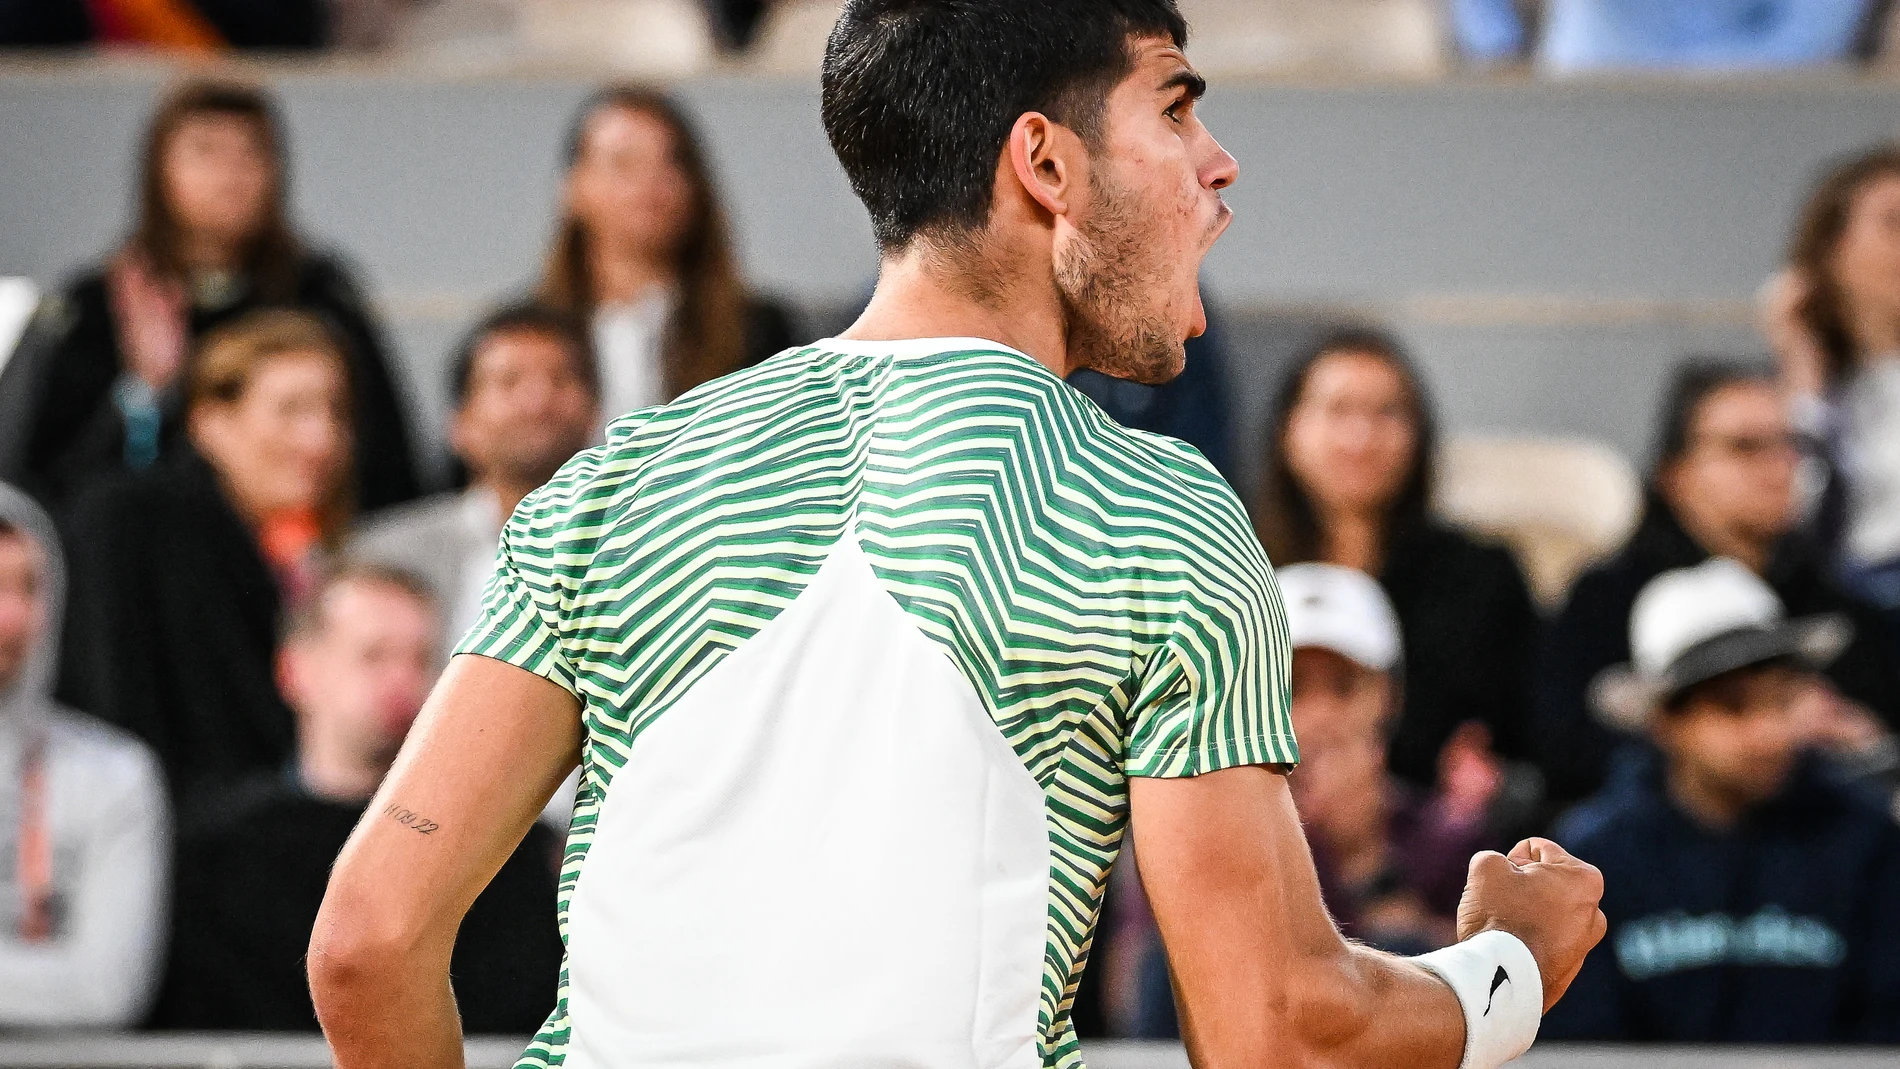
[[1544, 557, 1900, 1042], [1277, 564, 1500, 956]]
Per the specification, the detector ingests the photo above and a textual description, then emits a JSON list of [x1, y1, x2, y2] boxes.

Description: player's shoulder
[[503, 345, 844, 540], [1081, 413, 1264, 564]]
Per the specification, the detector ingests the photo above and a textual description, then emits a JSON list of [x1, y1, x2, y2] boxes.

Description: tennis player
[[311, 3, 1605, 1067]]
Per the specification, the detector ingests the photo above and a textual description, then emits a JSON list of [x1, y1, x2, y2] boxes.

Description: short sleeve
[[1123, 569, 1299, 778], [454, 533, 579, 698]]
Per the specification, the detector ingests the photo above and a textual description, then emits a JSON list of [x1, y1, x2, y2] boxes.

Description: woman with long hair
[[0, 77, 418, 512], [1255, 327, 1540, 791], [60, 310, 355, 810], [1763, 145, 1900, 616], [539, 85, 794, 427]]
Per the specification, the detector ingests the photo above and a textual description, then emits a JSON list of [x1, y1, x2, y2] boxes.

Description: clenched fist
[[1455, 838, 1607, 1013]]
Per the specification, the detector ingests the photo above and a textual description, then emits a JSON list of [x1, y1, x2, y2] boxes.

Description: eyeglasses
[[1691, 432, 1803, 461]]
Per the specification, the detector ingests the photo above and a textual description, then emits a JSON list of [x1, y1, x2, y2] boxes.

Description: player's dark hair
[[448, 301, 600, 409], [821, 0, 1188, 251], [1651, 357, 1777, 476], [1254, 326, 1438, 567]]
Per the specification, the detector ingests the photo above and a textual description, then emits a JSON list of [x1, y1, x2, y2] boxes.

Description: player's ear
[[1006, 111, 1078, 220]]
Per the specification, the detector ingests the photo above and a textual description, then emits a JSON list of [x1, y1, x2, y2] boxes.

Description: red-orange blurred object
[[85, 0, 226, 51]]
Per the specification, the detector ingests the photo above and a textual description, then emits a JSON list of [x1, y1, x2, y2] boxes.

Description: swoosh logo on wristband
[[1484, 966, 1510, 1016]]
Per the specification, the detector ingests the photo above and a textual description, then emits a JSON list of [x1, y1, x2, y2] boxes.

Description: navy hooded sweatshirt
[[1543, 749, 1900, 1042]]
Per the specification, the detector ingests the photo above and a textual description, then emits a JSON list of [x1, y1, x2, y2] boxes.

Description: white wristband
[[1412, 930, 1543, 1069]]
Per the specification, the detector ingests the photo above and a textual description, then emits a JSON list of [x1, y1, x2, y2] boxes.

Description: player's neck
[[840, 244, 1074, 378]]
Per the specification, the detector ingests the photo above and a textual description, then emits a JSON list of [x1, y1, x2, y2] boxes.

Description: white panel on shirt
[[561, 537, 1049, 1069]]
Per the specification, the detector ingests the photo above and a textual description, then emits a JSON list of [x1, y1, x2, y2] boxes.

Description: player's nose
[[1203, 135, 1239, 191]]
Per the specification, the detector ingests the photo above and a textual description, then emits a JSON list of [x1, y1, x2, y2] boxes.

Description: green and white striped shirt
[[459, 337, 1296, 1069]]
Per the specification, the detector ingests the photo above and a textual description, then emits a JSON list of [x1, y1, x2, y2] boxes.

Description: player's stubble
[[1055, 167, 1192, 387]]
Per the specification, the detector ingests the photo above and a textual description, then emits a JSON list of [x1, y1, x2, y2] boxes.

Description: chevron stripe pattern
[[459, 339, 1297, 1069]]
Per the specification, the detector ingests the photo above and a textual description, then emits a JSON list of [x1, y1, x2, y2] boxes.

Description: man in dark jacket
[[153, 563, 562, 1031], [1545, 558, 1900, 1042], [1537, 359, 1900, 801]]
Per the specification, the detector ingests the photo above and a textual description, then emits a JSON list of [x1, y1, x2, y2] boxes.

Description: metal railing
[[0, 1036, 1895, 1069]]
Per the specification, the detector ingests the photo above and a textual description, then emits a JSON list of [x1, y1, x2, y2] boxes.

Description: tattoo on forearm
[[382, 803, 441, 835]]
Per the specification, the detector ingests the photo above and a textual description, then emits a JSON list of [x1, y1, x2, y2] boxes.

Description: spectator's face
[[192, 350, 350, 517], [281, 580, 438, 768], [1052, 37, 1237, 385], [567, 105, 695, 264], [1654, 664, 1812, 812], [452, 328, 599, 488], [1833, 173, 1900, 320], [1661, 382, 1798, 549], [163, 113, 273, 251], [1285, 351, 1418, 518], [1287, 647, 1392, 848], [0, 532, 45, 693]]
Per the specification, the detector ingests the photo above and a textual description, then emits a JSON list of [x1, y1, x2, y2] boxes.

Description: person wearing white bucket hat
[[1544, 558, 1900, 1042], [1590, 557, 1852, 734]]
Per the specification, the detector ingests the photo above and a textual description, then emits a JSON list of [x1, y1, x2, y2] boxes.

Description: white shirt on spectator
[[592, 287, 675, 433], [1843, 355, 1900, 568]]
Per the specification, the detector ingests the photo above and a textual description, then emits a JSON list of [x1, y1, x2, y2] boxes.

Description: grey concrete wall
[[3, 64, 1896, 490]]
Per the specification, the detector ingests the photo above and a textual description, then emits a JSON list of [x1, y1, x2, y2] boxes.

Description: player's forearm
[[1172, 936, 1463, 1069], [1284, 945, 1465, 1069], [309, 917, 465, 1069]]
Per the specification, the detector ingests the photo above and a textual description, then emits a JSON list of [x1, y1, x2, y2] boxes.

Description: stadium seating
[[744, 0, 842, 76], [396, 0, 719, 73], [519, 0, 717, 74], [1435, 434, 1642, 607], [1176, 0, 1450, 76]]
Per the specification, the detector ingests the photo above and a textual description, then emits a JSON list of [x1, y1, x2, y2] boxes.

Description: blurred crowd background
[[8, 0, 1900, 74], [1, 0, 1899, 1049]]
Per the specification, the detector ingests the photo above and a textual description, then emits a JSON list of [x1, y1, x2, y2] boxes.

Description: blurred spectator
[[1764, 146, 1900, 623], [0, 79, 418, 513], [352, 303, 599, 652], [1537, 360, 1900, 803], [1545, 559, 1900, 1042], [152, 563, 563, 1030], [0, 0, 326, 49], [1117, 563, 1498, 1038], [1254, 327, 1541, 792], [59, 310, 354, 810], [539, 85, 794, 430], [1455, 0, 1888, 70], [0, 482, 167, 1028], [1068, 294, 1235, 484], [1277, 563, 1495, 955]]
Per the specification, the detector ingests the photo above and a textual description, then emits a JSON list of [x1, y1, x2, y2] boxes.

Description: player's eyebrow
[[1161, 68, 1207, 102]]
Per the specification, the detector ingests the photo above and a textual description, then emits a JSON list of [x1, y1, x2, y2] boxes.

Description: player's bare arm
[[309, 655, 582, 1069], [1132, 767, 1606, 1068]]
